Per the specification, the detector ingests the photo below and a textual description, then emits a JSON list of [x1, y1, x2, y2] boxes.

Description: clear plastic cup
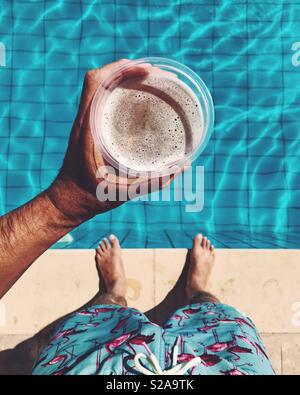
[[90, 57, 214, 177]]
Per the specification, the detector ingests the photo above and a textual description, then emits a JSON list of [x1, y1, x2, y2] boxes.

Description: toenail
[[109, 234, 116, 240]]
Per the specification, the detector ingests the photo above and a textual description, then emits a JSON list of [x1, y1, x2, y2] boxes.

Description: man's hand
[[0, 59, 183, 298], [46, 59, 179, 224]]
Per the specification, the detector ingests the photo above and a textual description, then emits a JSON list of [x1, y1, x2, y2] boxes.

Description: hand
[[0, 60, 185, 297], [46, 60, 182, 225]]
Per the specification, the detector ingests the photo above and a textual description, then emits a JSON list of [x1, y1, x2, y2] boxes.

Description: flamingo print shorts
[[32, 302, 275, 375]]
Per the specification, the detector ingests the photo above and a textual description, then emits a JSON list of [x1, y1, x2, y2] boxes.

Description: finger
[[79, 59, 131, 109], [158, 161, 192, 190], [87, 60, 151, 97], [150, 66, 178, 79], [158, 163, 189, 190], [182, 161, 191, 171], [159, 173, 176, 190], [102, 63, 151, 91], [141, 170, 177, 195], [114, 159, 191, 200]]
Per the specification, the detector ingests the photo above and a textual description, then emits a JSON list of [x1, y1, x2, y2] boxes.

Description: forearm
[[0, 184, 88, 298], [0, 61, 165, 299]]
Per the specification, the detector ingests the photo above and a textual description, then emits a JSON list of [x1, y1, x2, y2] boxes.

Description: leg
[[32, 234, 158, 375], [145, 233, 219, 325], [91, 234, 128, 307], [165, 234, 274, 375], [31, 234, 128, 364], [185, 233, 219, 305]]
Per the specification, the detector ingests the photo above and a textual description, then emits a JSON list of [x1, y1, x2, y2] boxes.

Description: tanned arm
[[0, 192, 77, 297], [0, 60, 161, 298]]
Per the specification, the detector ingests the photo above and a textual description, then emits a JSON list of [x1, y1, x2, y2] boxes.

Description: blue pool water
[[0, 0, 300, 249]]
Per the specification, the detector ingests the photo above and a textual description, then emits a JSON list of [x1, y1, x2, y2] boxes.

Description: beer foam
[[99, 73, 203, 172]]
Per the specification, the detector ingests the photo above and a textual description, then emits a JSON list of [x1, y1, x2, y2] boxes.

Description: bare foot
[[95, 235, 126, 297], [186, 234, 215, 301]]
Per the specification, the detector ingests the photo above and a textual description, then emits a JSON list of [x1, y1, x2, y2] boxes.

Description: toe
[[109, 234, 120, 249], [202, 237, 207, 248], [205, 237, 209, 248], [193, 233, 203, 249], [207, 238, 211, 249], [99, 241, 106, 252], [103, 238, 111, 250], [96, 247, 102, 257]]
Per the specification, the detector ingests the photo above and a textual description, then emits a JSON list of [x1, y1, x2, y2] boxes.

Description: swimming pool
[[0, 0, 300, 248]]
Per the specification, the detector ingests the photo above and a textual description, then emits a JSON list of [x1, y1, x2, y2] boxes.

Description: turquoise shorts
[[32, 302, 275, 375]]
